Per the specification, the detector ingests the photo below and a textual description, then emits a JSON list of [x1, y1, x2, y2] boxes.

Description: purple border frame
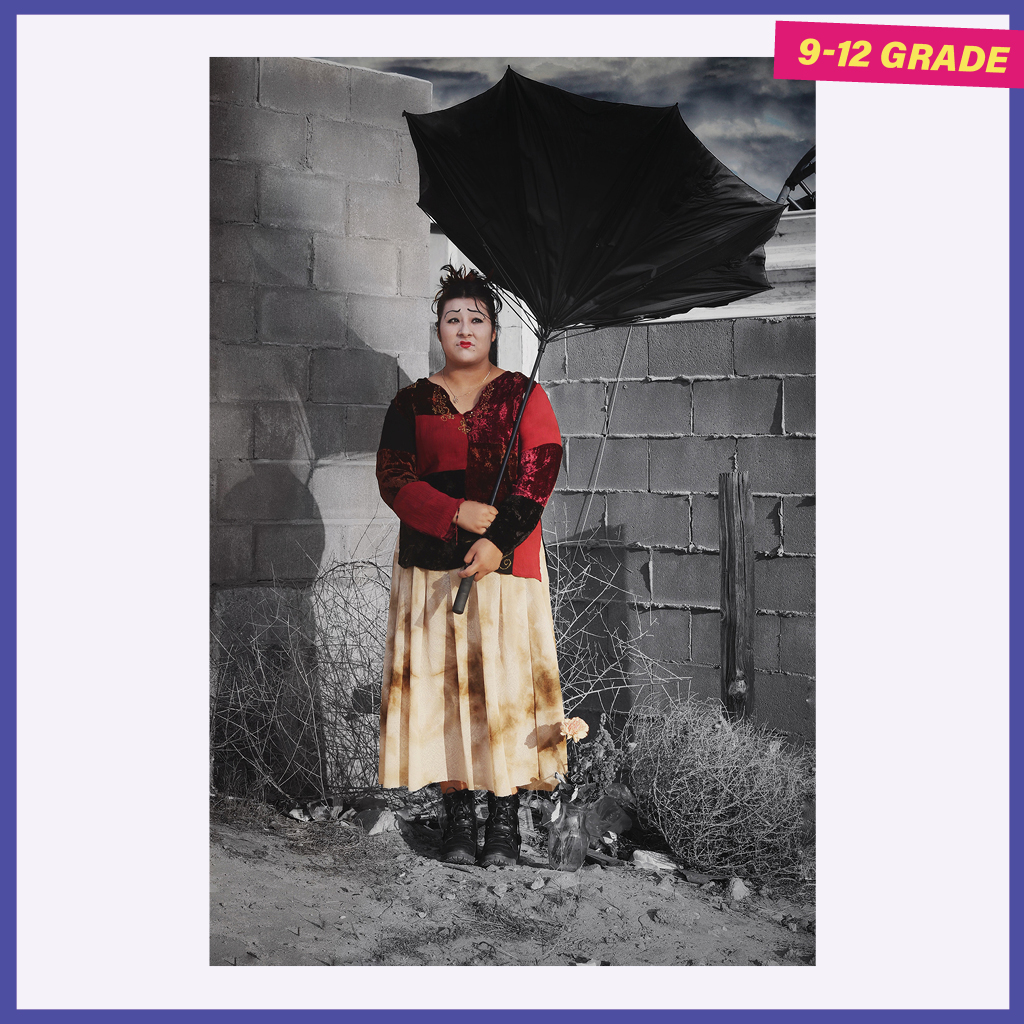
[[8, 0, 1018, 1018]]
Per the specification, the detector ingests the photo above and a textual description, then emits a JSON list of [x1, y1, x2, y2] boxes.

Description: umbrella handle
[[453, 575, 474, 615]]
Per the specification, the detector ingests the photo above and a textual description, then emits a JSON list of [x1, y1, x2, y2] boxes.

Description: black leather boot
[[481, 791, 521, 867], [439, 788, 478, 865]]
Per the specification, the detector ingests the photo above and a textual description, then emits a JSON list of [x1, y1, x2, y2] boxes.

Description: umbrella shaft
[[454, 334, 551, 615]]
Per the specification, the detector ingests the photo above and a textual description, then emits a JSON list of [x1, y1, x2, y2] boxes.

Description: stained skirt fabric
[[379, 546, 567, 797]]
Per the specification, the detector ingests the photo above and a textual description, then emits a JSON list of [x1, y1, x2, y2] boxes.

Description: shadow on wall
[[214, 326, 413, 589], [212, 288, 416, 803]]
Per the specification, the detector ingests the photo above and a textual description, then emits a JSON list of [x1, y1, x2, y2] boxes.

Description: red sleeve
[[376, 399, 464, 540], [518, 383, 562, 451], [511, 384, 562, 505], [393, 482, 463, 540]]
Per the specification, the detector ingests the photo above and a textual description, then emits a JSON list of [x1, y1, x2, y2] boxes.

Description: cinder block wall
[[210, 58, 432, 589], [541, 316, 815, 740]]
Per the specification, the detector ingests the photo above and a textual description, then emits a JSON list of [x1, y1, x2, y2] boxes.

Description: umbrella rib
[[573, 322, 634, 542]]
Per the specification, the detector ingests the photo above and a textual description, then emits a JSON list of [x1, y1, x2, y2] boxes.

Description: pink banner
[[775, 20, 1021, 88]]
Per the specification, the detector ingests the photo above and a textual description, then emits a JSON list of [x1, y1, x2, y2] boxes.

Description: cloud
[[322, 56, 814, 198]]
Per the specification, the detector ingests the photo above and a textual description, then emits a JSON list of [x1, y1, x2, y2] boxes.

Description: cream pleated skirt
[[379, 546, 568, 797]]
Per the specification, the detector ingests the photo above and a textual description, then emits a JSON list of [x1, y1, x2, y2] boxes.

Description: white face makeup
[[438, 298, 495, 368]]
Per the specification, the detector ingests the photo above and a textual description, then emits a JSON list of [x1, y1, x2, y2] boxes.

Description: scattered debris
[[680, 869, 726, 884], [353, 807, 398, 835], [729, 878, 752, 901], [631, 850, 676, 872]]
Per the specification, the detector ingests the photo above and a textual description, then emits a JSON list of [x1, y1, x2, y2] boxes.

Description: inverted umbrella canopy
[[404, 67, 786, 340]]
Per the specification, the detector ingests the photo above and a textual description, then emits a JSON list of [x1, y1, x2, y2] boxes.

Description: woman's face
[[438, 297, 495, 367]]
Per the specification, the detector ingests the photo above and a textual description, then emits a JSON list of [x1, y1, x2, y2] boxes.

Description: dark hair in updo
[[432, 263, 502, 341]]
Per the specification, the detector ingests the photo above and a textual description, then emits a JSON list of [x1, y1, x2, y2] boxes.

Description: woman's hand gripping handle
[[452, 501, 502, 614]]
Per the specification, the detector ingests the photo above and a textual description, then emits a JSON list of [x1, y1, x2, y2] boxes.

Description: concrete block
[[397, 350, 429, 386], [784, 375, 815, 434], [605, 492, 689, 547], [755, 496, 782, 553], [350, 65, 431, 129], [608, 381, 689, 435], [689, 608, 720, 665], [210, 104, 307, 167], [313, 235, 398, 295], [211, 161, 256, 224], [254, 523, 327, 583], [639, 607, 690, 662], [259, 288, 347, 347], [211, 225, 310, 287], [652, 551, 719, 607], [781, 614, 815, 675], [546, 546, 649, 605], [259, 58, 350, 119], [258, 167, 346, 233], [737, 437, 815, 494], [734, 316, 815, 374], [692, 378, 782, 435], [650, 437, 736, 493], [211, 402, 253, 459], [210, 58, 256, 105], [755, 556, 815, 613], [308, 402, 350, 458], [213, 344, 309, 402], [399, 243, 432, 297], [554, 447, 568, 491], [544, 382, 608, 435], [542, 491, 606, 542], [210, 224, 252, 283], [783, 496, 815, 554], [347, 294, 430, 354], [648, 319, 733, 377], [754, 612, 781, 672], [563, 437, 648, 491], [690, 494, 718, 549], [253, 402, 318, 460], [311, 120, 399, 183], [309, 460, 389, 521], [211, 525, 253, 584], [428, 328, 445, 375], [309, 348, 399, 405], [398, 131, 419, 188], [539, 334, 567, 381], [754, 673, 815, 740], [582, 547, 651, 603], [217, 461, 320, 522], [566, 325, 647, 379], [345, 404, 389, 452], [498, 324, 523, 376], [348, 182, 427, 241], [210, 284, 256, 343], [662, 663, 721, 704], [320, 519, 400, 566]]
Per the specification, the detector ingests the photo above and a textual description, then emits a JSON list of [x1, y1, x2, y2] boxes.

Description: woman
[[376, 265, 567, 867]]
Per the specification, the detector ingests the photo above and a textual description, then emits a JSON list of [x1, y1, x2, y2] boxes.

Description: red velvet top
[[376, 371, 563, 581]]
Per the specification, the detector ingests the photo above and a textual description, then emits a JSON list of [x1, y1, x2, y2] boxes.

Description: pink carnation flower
[[560, 717, 590, 743]]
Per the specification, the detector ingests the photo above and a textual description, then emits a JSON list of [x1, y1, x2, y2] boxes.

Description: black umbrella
[[404, 67, 786, 612]]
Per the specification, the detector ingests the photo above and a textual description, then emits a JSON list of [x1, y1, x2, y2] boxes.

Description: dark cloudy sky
[[324, 56, 814, 200]]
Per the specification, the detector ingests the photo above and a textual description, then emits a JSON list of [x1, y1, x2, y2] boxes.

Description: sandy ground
[[210, 798, 815, 968]]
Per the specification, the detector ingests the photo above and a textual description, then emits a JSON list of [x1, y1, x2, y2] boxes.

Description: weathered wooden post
[[719, 470, 755, 719]]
